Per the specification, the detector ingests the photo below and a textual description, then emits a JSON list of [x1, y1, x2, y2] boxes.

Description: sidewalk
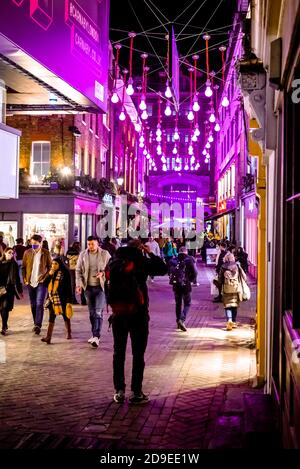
[[0, 260, 264, 449]]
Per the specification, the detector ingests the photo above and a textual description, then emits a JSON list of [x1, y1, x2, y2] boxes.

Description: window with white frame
[[31, 141, 51, 179]]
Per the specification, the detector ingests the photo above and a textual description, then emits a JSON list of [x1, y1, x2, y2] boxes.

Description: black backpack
[[106, 257, 144, 315], [169, 259, 187, 287]]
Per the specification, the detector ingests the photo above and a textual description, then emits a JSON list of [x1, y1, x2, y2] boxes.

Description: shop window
[[31, 141, 50, 179]]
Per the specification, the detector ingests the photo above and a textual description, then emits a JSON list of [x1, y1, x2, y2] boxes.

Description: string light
[[214, 122, 221, 132], [165, 104, 172, 116], [111, 43, 122, 103], [219, 46, 229, 107], [111, 92, 119, 104], [135, 122, 141, 132], [165, 82, 172, 99], [203, 34, 213, 98]]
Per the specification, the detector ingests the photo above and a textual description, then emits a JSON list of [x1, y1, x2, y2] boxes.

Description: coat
[[75, 247, 111, 290], [0, 259, 23, 312], [219, 260, 243, 309], [22, 248, 52, 285]]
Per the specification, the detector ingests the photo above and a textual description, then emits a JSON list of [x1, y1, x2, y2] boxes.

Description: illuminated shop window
[[31, 141, 50, 179], [231, 165, 235, 196]]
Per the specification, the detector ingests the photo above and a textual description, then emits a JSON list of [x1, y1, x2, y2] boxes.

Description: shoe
[[176, 321, 180, 329], [178, 320, 187, 332], [113, 390, 125, 403], [129, 392, 149, 405], [32, 325, 36, 332], [232, 322, 238, 328], [91, 337, 100, 348], [34, 326, 41, 335], [87, 336, 94, 343], [1, 329, 6, 336], [226, 320, 233, 331]]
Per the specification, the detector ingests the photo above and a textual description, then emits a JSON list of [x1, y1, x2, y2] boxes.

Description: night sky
[[109, 0, 237, 82]]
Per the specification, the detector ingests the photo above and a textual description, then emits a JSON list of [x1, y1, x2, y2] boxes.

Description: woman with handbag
[[0, 247, 23, 335], [219, 251, 243, 331], [41, 257, 73, 344]]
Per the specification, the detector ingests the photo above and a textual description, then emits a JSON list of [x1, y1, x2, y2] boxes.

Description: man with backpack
[[106, 239, 167, 405], [169, 246, 198, 332]]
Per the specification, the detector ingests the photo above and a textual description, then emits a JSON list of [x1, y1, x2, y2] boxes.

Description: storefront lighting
[[162, 164, 167, 172], [30, 175, 39, 184], [206, 142, 211, 149], [146, 153, 151, 160], [184, 164, 189, 170], [143, 149, 147, 155], [61, 166, 72, 176], [117, 177, 124, 185], [202, 149, 207, 156], [156, 135, 162, 142], [204, 158, 209, 164], [188, 144, 194, 155], [157, 145, 162, 155]]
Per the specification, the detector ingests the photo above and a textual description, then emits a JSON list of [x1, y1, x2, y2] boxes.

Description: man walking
[[22, 234, 52, 334], [76, 236, 111, 348], [169, 246, 197, 332]]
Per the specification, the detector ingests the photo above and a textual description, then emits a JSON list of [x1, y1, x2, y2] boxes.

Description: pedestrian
[[219, 251, 243, 331], [22, 234, 52, 335], [66, 241, 82, 304], [42, 240, 49, 251], [41, 257, 73, 344], [236, 247, 249, 274], [107, 239, 167, 404], [213, 242, 227, 303], [0, 232, 7, 251], [0, 247, 23, 335], [75, 235, 111, 348], [162, 237, 177, 273], [13, 238, 27, 285], [169, 246, 198, 332]]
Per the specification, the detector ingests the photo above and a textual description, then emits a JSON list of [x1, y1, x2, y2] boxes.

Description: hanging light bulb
[[156, 127, 162, 137], [194, 125, 200, 137], [161, 155, 167, 164], [205, 80, 213, 98], [188, 144, 193, 155], [165, 82, 172, 99], [135, 122, 141, 132], [205, 158, 209, 164], [184, 164, 189, 171], [192, 134, 198, 142], [208, 135, 214, 143], [176, 156, 181, 163], [187, 110, 194, 121], [153, 167, 157, 171], [195, 163, 200, 170], [139, 141, 144, 148], [156, 135, 162, 142], [205, 142, 211, 149], [139, 96, 147, 111], [174, 129, 180, 141], [126, 77, 134, 96], [214, 122, 221, 132], [162, 164, 167, 172], [191, 155, 196, 164], [202, 149, 207, 156], [157, 144, 162, 155], [119, 110, 126, 121], [164, 104, 172, 116], [143, 148, 147, 155], [192, 98, 200, 112], [141, 110, 148, 120], [139, 135, 145, 143], [111, 91, 119, 103], [209, 112, 216, 123], [222, 96, 230, 108], [206, 153, 211, 159], [146, 153, 151, 160], [172, 146, 178, 155], [190, 166, 195, 171]]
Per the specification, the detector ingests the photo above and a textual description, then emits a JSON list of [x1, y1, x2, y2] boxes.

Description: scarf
[[48, 270, 63, 315]]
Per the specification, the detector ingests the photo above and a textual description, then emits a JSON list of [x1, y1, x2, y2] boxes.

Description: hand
[[76, 286, 82, 295], [96, 271, 104, 279], [49, 269, 55, 276], [142, 244, 151, 254]]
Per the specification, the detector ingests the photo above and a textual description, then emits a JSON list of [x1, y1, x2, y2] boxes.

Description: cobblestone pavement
[[0, 261, 257, 449]]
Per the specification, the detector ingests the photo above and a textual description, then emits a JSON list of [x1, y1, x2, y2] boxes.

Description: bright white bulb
[[143, 149, 147, 156], [192, 134, 198, 142], [135, 123, 141, 132], [164, 105, 172, 116], [192, 100, 200, 112], [165, 85, 172, 99], [156, 135, 162, 142], [126, 83, 134, 96], [139, 142, 145, 148], [205, 158, 209, 164], [111, 92, 119, 103], [162, 164, 167, 172], [205, 142, 211, 149], [208, 135, 214, 143], [190, 166, 195, 171], [191, 156, 195, 164], [188, 145, 193, 155], [141, 110, 148, 120], [184, 164, 189, 171], [195, 163, 200, 170], [194, 127, 200, 137], [119, 111, 126, 121], [153, 167, 157, 171], [222, 96, 230, 108], [206, 153, 210, 159], [174, 130, 180, 141], [146, 153, 151, 160], [156, 128, 162, 137], [202, 149, 207, 155], [214, 123, 221, 132], [139, 99, 147, 111], [205, 86, 213, 98], [209, 113, 216, 123], [172, 147, 178, 155], [139, 135, 145, 143], [176, 156, 181, 163], [161, 156, 167, 164], [187, 110, 194, 121]]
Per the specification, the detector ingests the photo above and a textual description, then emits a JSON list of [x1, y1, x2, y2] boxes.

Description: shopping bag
[[210, 279, 219, 296]]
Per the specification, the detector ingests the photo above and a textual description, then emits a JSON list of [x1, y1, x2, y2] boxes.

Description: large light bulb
[[205, 80, 213, 98], [209, 113, 216, 123], [119, 110, 126, 121], [205, 142, 211, 149], [192, 100, 200, 112], [111, 92, 119, 103], [172, 146, 178, 155], [141, 110, 148, 120], [187, 110, 194, 121], [214, 123, 221, 132], [156, 135, 162, 142], [222, 96, 230, 108], [135, 123, 141, 132], [139, 98, 147, 111], [126, 81, 134, 96], [174, 130, 180, 141], [165, 84, 172, 99], [208, 135, 214, 143], [194, 126, 200, 137], [192, 134, 198, 142], [164, 105, 172, 116]]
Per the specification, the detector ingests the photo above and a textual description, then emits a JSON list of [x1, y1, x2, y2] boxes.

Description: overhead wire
[[176, 0, 210, 39], [145, 0, 170, 23]]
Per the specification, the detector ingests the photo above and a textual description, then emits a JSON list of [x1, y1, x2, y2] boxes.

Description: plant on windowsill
[[43, 170, 75, 191], [19, 168, 30, 190]]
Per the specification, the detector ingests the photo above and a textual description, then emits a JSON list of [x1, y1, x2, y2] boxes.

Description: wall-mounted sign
[[103, 193, 113, 206]]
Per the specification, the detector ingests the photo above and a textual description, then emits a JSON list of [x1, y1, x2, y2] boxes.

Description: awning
[[205, 209, 236, 221]]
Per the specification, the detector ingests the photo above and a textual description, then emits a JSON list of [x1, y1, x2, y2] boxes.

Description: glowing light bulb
[[184, 164, 189, 171], [157, 145, 162, 155], [156, 127, 162, 137], [188, 144, 193, 155], [190, 166, 195, 171], [156, 135, 162, 142], [194, 126, 200, 137], [164, 105, 172, 116], [172, 146, 178, 155], [191, 156, 195, 164], [139, 135, 145, 143], [161, 155, 167, 164], [192, 134, 198, 142], [141, 110, 148, 120], [206, 153, 210, 159], [208, 135, 214, 143], [143, 148, 147, 156], [209, 113, 216, 123], [119, 110, 126, 121], [192, 100, 200, 112], [202, 149, 207, 156], [222, 96, 230, 108], [126, 82, 134, 96], [146, 153, 151, 160], [165, 84, 172, 98], [176, 156, 181, 163], [187, 110, 194, 121], [139, 141, 144, 148], [135, 123, 141, 132], [205, 80, 213, 98], [214, 123, 221, 132], [111, 92, 119, 103], [205, 158, 209, 164], [195, 163, 200, 170], [174, 130, 180, 141], [153, 167, 157, 171], [205, 142, 211, 149], [162, 164, 167, 172], [139, 98, 147, 111]]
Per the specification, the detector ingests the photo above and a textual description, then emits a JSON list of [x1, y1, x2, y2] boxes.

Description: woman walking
[[41, 257, 73, 344], [219, 251, 243, 331], [0, 247, 23, 335]]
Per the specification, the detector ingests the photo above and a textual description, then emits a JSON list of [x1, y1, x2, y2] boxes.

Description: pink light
[[192, 134, 198, 142], [156, 135, 162, 142]]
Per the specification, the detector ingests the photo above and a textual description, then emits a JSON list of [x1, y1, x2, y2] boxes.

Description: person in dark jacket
[[108, 239, 167, 405], [41, 257, 73, 344], [213, 242, 227, 303], [170, 246, 198, 332], [0, 247, 23, 335], [236, 247, 249, 274]]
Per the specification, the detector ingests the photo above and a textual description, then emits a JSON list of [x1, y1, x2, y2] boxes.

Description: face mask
[[32, 244, 40, 250]]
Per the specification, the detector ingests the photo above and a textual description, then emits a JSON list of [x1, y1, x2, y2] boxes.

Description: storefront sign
[[0, 0, 109, 111], [218, 200, 227, 213], [244, 195, 258, 218], [103, 193, 113, 206], [74, 198, 98, 214]]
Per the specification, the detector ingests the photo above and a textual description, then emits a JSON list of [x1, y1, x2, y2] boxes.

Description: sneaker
[[113, 390, 125, 403], [87, 337, 94, 343], [226, 320, 233, 331], [178, 320, 187, 332], [129, 392, 149, 405], [91, 337, 100, 348]]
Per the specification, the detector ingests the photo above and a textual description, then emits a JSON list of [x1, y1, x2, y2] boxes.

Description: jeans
[[225, 307, 238, 323], [112, 312, 149, 394], [174, 286, 191, 322], [28, 284, 48, 328], [84, 286, 106, 338], [17, 260, 23, 285]]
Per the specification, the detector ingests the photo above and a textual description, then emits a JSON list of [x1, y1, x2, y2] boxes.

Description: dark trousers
[[28, 284, 48, 328], [0, 299, 10, 331], [112, 313, 149, 394], [174, 286, 191, 322]]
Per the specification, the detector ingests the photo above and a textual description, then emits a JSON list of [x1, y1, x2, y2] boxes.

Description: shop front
[[23, 213, 69, 253], [211, 199, 236, 242], [242, 193, 258, 278], [74, 197, 101, 247]]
